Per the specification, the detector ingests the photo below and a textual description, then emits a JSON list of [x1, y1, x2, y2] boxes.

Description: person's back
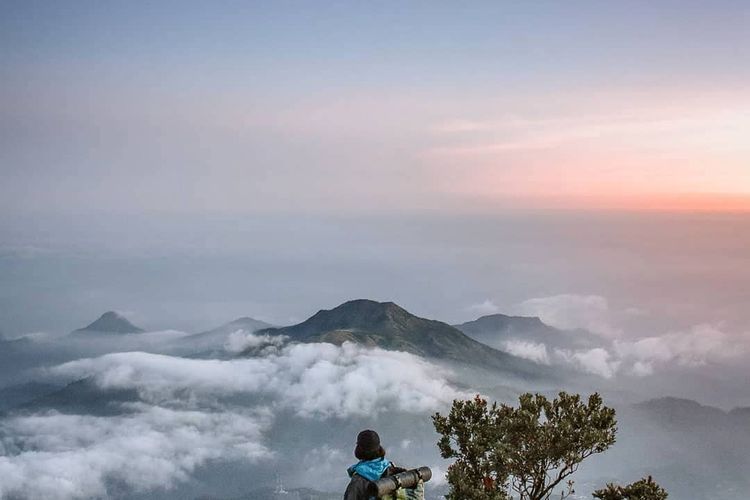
[[344, 430, 405, 500]]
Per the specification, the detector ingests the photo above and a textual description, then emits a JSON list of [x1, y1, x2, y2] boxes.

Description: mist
[[3, 210, 749, 334], [3, 210, 750, 404]]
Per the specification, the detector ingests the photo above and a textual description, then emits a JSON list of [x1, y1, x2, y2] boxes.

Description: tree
[[593, 476, 668, 500], [433, 392, 617, 500]]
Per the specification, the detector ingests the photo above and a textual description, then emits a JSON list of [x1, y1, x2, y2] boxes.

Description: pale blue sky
[[2, 1, 749, 214]]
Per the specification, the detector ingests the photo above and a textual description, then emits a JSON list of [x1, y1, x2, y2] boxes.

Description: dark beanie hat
[[355, 429, 385, 460]]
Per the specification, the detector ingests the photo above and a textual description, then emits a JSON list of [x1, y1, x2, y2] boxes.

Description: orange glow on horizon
[[515, 192, 750, 212], [451, 190, 750, 213]]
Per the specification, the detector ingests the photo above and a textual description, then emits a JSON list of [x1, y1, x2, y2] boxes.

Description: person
[[344, 429, 405, 500]]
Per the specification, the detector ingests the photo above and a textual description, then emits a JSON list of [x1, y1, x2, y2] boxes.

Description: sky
[[1, 1, 749, 347], [1, 0, 749, 214]]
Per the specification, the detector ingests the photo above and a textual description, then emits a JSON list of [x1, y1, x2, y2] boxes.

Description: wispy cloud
[[614, 324, 750, 376], [508, 294, 750, 378], [502, 340, 550, 365], [223, 330, 287, 354], [515, 294, 621, 338], [427, 107, 750, 157], [554, 347, 620, 379], [464, 299, 501, 316]]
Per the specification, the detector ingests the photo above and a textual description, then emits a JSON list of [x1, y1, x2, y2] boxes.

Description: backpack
[[371, 465, 426, 500], [377, 480, 425, 500]]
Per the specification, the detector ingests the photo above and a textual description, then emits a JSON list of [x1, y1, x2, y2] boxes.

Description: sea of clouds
[[0, 405, 271, 499], [0, 338, 466, 499], [3, 293, 750, 498]]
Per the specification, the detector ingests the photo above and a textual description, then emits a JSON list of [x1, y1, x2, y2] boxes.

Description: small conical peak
[[76, 311, 144, 334]]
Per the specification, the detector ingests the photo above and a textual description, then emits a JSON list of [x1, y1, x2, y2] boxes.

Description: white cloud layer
[[502, 340, 550, 365], [0, 405, 270, 500], [49, 342, 463, 418], [0, 341, 466, 499]]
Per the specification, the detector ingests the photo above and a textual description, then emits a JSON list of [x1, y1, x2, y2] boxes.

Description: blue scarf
[[348, 457, 392, 481]]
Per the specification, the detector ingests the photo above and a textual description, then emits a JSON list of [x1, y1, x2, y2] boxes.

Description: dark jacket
[[344, 463, 405, 500]]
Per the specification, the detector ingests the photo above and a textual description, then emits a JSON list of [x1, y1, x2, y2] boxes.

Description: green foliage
[[593, 476, 668, 500], [433, 392, 617, 500]]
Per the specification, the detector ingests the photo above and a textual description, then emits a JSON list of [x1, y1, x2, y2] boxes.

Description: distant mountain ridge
[[454, 313, 603, 351], [19, 378, 140, 416], [178, 317, 273, 354], [257, 299, 548, 377], [192, 317, 272, 338], [72, 311, 144, 334], [0, 381, 61, 413], [457, 313, 548, 333], [634, 396, 750, 427]]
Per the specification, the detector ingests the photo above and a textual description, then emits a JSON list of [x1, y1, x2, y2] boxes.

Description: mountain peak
[[331, 299, 403, 313], [258, 299, 547, 378], [283, 299, 416, 340], [325, 298, 406, 318], [74, 311, 144, 334]]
